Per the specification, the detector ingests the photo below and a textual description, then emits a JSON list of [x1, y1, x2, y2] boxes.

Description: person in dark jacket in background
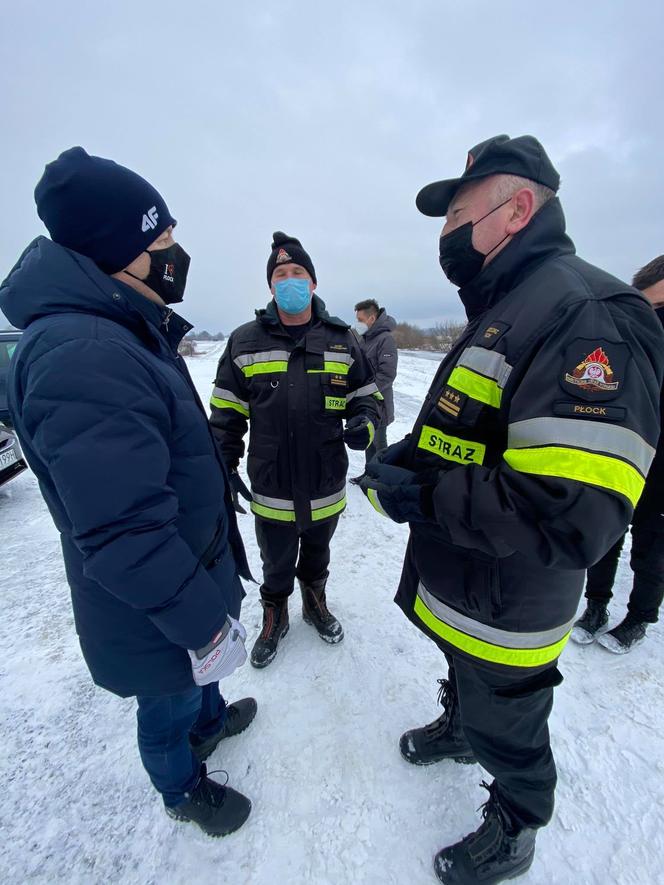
[[572, 255, 664, 653], [351, 299, 398, 478], [358, 135, 664, 884], [210, 232, 382, 668], [0, 148, 256, 837]]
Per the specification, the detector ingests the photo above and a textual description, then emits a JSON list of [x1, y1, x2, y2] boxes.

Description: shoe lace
[[193, 767, 230, 808], [436, 678, 453, 708], [612, 615, 646, 643], [477, 780, 500, 820], [578, 601, 607, 630], [424, 679, 454, 737], [459, 782, 505, 860]]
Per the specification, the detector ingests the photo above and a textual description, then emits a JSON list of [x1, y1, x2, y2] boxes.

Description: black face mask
[[656, 305, 664, 328], [438, 198, 511, 288], [128, 243, 191, 304]]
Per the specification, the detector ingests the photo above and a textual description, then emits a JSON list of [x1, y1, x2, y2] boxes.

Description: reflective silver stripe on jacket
[[346, 381, 379, 402], [251, 492, 295, 511], [212, 387, 249, 411], [234, 350, 290, 369], [418, 583, 575, 649], [456, 346, 513, 387], [311, 489, 346, 510], [507, 417, 656, 477], [324, 351, 354, 367]]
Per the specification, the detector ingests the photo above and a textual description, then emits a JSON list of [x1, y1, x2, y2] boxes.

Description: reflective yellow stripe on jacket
[[210, 387, 250, 417], [311, 489, 346, 521], [234, 350, 290, 378], [250, 492, 296, 522], [250, 489, 346, 522], [504, 416, 655, 507], [414, 582, 573, 668], [447, 346, 514, 408]]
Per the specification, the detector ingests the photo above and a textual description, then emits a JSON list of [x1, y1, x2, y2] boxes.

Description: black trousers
[[585, 523, 664, 623], [255, 515, 339, 600], [365, 422, 389, 464], [447, 653, 561, 830]]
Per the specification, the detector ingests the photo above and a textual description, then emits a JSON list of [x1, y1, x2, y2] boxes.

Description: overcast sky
[[2, 0, 662, 333]]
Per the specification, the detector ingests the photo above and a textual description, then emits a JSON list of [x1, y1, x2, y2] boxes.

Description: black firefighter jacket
[[394, 198, 664, 675], [211, 296, 382, 531]]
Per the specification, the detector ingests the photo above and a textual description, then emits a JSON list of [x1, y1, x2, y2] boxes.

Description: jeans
[[136, 682, 227, 806]]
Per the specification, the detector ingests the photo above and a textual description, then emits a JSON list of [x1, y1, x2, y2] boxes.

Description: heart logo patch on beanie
[[276, 248, 292, 264]]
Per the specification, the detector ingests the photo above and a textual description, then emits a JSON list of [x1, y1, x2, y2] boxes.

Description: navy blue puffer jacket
[[0, 237, 250, 697]]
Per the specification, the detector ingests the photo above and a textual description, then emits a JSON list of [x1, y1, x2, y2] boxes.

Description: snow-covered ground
[[1, 348, 663, 885]]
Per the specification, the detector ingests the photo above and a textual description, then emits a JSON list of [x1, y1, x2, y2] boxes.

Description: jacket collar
[[457, 198, 576, 321], [0, 237, 192, 352], [365, 308, 396, 339]]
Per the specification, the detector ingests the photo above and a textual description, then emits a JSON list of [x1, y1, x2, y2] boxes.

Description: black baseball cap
[[416, 134, 560, 218]]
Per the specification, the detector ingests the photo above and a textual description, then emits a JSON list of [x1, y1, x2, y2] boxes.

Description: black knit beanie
[[34, 146, 176, 273], [266, 231, 316, 286]]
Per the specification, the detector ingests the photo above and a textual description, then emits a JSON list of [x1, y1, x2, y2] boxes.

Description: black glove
[[229, 470, 251, 514], [369, 435, 411, 468], [359, 462, 434, 524], [343, 415, 375, 451]]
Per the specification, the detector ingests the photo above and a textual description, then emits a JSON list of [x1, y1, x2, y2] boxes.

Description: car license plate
[[0, 448, 17, 469]]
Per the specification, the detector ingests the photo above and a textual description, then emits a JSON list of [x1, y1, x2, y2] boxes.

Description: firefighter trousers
[[255, 515, 340, 600], [446, 653, 562, 830]]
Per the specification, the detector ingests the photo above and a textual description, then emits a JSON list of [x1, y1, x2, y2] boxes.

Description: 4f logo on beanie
[[141, 206, 159, 232]]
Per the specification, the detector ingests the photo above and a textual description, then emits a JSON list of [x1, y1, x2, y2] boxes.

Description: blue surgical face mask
[[274, 277, 312, 315]]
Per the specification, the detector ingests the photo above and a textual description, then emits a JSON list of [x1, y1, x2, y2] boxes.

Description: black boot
[[597, 612, 647, 654], [433, 781, 537, 884], [165, 764, 251, 837], [400, 678, 476, 765], [190, 697, 258, 762], [300, 577, 344, 644], [570, 599, 609, 644], [250, 598, 289, 668]]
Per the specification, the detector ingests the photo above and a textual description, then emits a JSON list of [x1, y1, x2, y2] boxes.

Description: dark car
[[1, 330, 21, 427], [0, 330, 27, 486], [0, 425, 27, 487]]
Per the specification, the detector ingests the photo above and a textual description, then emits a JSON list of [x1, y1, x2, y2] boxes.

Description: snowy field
[[1, 345, 663, 885]]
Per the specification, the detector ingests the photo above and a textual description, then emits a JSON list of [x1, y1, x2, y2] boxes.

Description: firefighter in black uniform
[[572, 256, 664, 653], [211, 232, 381, 668], [359, 136, 664, 884]]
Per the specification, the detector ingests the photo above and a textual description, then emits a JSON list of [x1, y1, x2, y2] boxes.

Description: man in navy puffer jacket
[[0, 148, 255, 836]]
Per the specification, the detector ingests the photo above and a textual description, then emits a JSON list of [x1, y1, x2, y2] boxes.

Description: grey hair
[[492, 174, 556, 211]]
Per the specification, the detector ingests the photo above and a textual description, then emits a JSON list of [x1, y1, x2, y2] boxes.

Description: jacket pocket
[[200, 518, 226, 569], [318, 437, 348, 490], [460, 555, 500, 622], [247, 440, 278, 490]]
